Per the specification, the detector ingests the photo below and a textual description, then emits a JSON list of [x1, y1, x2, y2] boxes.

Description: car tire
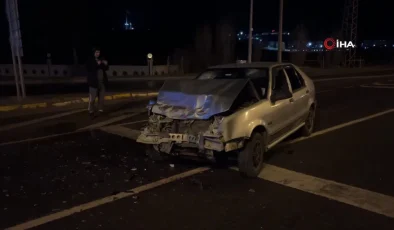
[[238, 131, 266, 178], [301, 106, 316, 137], [145, 145, 165, 161]]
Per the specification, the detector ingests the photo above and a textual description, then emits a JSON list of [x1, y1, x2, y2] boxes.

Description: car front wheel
[[238, 131, 267, 178], [301, 107, 315, 136]]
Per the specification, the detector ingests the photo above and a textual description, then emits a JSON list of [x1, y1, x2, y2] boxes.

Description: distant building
[[124, 16, 134, 30], [237, 30, 394, 52]]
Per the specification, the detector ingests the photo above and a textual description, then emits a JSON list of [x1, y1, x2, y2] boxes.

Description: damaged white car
[[137, 62, 316, 177]]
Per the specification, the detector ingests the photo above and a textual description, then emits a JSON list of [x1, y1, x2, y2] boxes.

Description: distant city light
[[124, 16, 134, 30]]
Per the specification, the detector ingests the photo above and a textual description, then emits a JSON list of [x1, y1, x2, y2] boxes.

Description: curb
[[0, 92, 158, 112]]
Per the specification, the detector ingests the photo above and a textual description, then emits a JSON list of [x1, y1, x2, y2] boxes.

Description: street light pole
[[247, 0, 253, 63], [277, 0, 283, 63]]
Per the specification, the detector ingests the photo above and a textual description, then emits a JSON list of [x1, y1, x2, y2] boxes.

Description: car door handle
[[289, 98, 294, 103]]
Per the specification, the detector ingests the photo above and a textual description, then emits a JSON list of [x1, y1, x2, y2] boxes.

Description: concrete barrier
[[0, 64, 180, 78]]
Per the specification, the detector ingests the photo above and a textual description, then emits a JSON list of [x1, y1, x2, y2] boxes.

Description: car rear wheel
[[238, 132, 266, 178], [301, 106, 315, 137]]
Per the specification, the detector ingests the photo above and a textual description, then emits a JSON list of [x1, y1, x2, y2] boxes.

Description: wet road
[[1, 74, 394, 229]]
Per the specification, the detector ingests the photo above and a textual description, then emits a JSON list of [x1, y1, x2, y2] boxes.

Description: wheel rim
[[252, 141, 263, 168], [305, 109, 315, 132]]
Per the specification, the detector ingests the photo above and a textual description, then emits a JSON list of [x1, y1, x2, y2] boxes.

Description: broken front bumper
[[136, 132, 225, 152]]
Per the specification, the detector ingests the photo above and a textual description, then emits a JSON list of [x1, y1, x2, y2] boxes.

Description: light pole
[[277, 0, 283, 63], [247, 0, 253, 63]]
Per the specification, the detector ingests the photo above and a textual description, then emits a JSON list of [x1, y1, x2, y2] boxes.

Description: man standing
[[86, 48, 109, 116]]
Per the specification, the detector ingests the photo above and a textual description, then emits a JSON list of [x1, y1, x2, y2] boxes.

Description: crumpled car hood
[[151, 79, 249, 119]]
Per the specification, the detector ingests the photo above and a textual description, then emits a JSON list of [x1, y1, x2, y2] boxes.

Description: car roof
[[208, 62, 294, 69]]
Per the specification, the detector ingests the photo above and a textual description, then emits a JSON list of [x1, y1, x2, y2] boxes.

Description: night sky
[[0, 0, 392, 63]]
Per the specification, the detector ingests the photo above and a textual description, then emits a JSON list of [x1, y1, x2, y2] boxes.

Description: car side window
[[251, 77, 269, 98], [284, 66, 305, 91], [272, 67, 290, 93]]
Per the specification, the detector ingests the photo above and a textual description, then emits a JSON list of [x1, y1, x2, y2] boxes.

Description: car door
[[266, 66, 294, 143], [284, 65, 310, 124]]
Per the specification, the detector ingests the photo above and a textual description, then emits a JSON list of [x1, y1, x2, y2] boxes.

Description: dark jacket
[[86, 57, 109, 88]]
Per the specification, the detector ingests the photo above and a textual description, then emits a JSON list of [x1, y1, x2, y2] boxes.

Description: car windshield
[[196, 68, 269, 80]]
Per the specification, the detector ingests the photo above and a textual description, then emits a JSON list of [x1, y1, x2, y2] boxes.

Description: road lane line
[[100, 125, 141, 140], [0, 115, 145, 146], [360, 85, 394, 89], [78, 112, 143, 130], [0, 109, 85, 132], [0, 130, 85, 147], [117, 119, 148, 126], [231, 164, 394, 218], [286, 108, 394, 145], [5, 167, 210, 230], [373, 82, 394, 86], [313, 74, 394, 82]]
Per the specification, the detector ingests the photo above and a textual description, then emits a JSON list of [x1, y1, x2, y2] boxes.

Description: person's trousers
[[88, 85, 105, 113]]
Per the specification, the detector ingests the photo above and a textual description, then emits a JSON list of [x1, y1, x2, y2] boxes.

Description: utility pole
[[6, 0, 25, 99], [341, 0, 359, 67], [277, 0, 283, 63], [247, 0, 253, 63]]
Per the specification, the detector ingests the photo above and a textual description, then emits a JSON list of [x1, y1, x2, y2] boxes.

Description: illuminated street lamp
[[147, 53, 153, 75]]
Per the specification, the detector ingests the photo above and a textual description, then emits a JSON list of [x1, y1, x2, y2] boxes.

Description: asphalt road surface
[[1, 74, 394, 229]]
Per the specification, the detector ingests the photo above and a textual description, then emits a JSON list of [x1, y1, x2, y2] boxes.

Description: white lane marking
[[100, 125, 141, 140], [361, 85, 394, 89], [5, 167, 210, 230], [360, 83, 394, 89], [0, 109, 85, 132], [78, 112, 143, 130], [117, 119, 148, 126], [313, 74, 394, 82], [286, 108, 394, 145], [359, 81, 394, 89], [373, 82, 394, 86], [232, 164, 394, 219], [0, 114, 145, 146], [0, 130, 85, 147]]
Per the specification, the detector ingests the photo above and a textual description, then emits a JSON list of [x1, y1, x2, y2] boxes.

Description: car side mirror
[[270, 90, 292, 104]]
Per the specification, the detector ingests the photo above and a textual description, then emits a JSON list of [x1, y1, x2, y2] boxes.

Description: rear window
[[196, 68, 269, 80]]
